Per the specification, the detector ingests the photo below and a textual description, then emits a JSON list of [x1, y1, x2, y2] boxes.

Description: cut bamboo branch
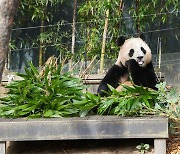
[[79, 56, 97, 78]]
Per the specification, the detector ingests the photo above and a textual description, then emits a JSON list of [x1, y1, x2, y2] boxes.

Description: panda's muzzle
[[137, 56, 144, 66], [138, 61, 144, 65], [137, 56, 143, 60]]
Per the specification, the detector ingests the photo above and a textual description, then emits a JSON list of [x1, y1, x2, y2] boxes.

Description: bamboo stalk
[[100, 0, 111, 74], [71, 0, 77, 55], [39, 20, 45, 67], [158, 37, 161, 69], [69, 0, 77, 70]]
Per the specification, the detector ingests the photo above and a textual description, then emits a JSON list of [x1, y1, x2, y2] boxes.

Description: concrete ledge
[[0, 116, 168, 141], [0, 116, 168, 154]]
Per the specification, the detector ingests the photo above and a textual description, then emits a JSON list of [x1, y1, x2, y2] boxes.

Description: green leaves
[[155, 82, 180, 119], [0, 62, 179, 120], [73, 92, 101, 117], [97, 85, 159, 116], [136, 143, 150, 154], [0, 62, 85, 118], [76, 83, 179, 119]]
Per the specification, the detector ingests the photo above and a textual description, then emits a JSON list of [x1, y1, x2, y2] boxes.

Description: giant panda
[[97, 34, 159, 96]]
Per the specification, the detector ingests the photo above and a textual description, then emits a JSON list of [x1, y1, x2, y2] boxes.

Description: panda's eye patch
[[129, 49, 134, 57], [141, 47, 146, 54]]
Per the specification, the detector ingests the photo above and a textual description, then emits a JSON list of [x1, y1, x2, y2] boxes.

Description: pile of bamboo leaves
[[0, 62, 179, 119], [0, 62, 85, 118]]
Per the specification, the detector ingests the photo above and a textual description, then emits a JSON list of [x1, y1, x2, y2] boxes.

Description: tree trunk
[[0, 0, 20, 82], [99, 0, 110, 74]]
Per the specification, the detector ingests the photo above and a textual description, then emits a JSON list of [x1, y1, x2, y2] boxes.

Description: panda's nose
[[137, 56, 143, 60]]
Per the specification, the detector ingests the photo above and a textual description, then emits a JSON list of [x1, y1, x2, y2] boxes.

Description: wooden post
[[0, 142, 6, 154], [154, 139, 166, 154]]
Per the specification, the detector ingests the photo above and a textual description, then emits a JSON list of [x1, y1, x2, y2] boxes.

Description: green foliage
[[0, 62, 85, 118], [10, 0, 179, 64], [136, 143, 150, 154], [11, 0, 71, 65], [78, 0, 122, 59], [0, 62, 179, 119], [98, 85, 159, 116], [129, 0, 179, 31], [77, 0, 179, 60], [73, 92, 101, 117], [37, 21, 72, 59], [19, 0, 66, 22], [73, 83, 180, 119], [155, 82, 180, 118], [102, 84, 179, 118]]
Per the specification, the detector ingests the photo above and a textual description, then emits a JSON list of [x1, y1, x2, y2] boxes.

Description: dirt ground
[[6, 136, 180, 154], [167, 124, 180, 154], [167, 136, 180, 154]]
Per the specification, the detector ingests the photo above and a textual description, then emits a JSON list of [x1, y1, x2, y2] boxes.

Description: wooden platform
[[0, 116, 168, 154]]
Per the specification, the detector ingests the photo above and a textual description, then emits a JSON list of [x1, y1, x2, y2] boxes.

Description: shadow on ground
[[7, 139, 154, 154]]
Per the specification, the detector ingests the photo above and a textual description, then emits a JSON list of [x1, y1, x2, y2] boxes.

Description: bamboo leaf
[[28, 61, 39, 75]]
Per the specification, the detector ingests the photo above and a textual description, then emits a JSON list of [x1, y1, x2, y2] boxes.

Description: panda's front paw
[[125, 59, 137, 68]]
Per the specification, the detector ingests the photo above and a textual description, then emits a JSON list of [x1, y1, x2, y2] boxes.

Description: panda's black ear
[[116, 36, 126, 46], [140, 33, 145, 41]]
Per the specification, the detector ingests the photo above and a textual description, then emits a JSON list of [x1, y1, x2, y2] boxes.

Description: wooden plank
[[0, 142, 6, 154], [0, 116, 168, 141], [154, 139, 166, 154]]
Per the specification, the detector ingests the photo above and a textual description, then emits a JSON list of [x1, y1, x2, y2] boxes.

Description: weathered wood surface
[[0, 116, 168, 141]]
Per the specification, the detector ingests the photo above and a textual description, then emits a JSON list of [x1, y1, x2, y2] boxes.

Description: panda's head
[[115, 34, 152, 68]]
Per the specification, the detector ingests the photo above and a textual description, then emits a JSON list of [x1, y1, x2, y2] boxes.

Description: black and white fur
[[97, 34, 159, 96]]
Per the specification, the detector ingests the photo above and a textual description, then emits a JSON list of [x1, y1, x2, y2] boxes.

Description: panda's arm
[[125, 59, 158, 90], [144, 62, 159, 90], [97, 64, 127, 96]]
